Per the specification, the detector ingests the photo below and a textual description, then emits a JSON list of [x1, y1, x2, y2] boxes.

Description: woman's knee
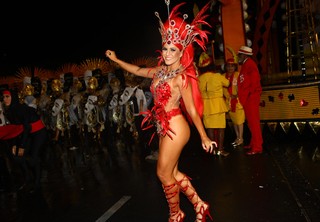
[[156, 169, 167, 184], [156, 167, 174, 184]]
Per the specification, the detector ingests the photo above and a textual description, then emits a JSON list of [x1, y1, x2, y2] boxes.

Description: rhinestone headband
[[155, 0, 211, 51]]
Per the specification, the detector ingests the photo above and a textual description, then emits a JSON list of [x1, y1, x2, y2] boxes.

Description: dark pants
[[14, 128, 48, 189], [0, 141, 12, 192]]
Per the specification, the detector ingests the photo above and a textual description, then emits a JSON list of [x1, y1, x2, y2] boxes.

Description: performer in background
[[2, 89, 47, 192], [222, 58, 245, 147], [106, 1, 215, 221], [237, 46, 263, 155], [198, 52, 230, 156]]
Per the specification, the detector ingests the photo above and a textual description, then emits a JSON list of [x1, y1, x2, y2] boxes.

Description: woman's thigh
[[157, 116, 190, 172]]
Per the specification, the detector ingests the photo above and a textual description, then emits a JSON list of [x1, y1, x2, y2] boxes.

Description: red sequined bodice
[[141, 67, 182, 140]]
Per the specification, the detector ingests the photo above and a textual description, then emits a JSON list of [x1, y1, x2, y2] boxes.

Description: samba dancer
[[106, 1, 215, 221]]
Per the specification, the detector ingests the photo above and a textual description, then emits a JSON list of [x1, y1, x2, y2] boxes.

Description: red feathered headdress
[[155, 0, 213, 120]]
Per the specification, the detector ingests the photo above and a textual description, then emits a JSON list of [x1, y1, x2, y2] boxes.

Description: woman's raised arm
[[105, 50, 156, 79]]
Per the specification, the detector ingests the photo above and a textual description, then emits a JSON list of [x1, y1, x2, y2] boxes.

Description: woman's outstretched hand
[[105, 50, 117, 61], [202, 136, 217, 154]]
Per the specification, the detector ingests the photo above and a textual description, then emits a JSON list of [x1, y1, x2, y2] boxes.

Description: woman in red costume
[[106, 1, 215, 221]]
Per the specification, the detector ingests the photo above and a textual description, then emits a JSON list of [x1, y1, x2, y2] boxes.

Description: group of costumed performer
[[1, 56, 158, 159]]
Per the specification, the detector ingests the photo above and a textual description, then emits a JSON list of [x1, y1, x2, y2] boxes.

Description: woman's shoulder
[[174, 70, 189, 82], [152, 65, 163, 74]]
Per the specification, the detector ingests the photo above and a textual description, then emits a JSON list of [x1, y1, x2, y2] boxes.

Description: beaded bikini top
[[141, 66, 183, 141]]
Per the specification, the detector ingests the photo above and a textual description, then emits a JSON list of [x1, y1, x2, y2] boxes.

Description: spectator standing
[[237, 46, 263, 155], [222, 58, 245, 147], [198, 52, 230, 156]]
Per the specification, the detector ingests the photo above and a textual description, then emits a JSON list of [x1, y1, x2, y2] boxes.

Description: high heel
[[177, 175, 213, 222], [212, 148, 218, 155], [232, 138, 244, 147], [162, 183, 185, 222], [216, 149, 229, 157], [235, 138, 243, 146], [231, 139, 239, 146], [194, 201, 213, 222]]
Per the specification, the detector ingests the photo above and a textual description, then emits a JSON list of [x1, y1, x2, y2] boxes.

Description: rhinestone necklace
[[156, 66, 182, 81]]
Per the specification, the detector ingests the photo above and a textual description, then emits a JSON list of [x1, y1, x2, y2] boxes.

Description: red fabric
[[30, 119, 45, 133], [0, 124, 23, 140], [227, 72, 237, 112], [238, 57, 263, 151], [0, 120, 45, 140], [2, 90, 10, 95], [230, 98, 237, 112], [243, 94, 263, 152], [227, 58, 236, 64], [238, 58, 262, 107]]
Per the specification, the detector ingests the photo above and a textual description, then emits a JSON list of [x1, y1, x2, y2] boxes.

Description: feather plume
[[56, 63, 81, 78], [79, 58, 112, 75], [226, 45, 239, 63]]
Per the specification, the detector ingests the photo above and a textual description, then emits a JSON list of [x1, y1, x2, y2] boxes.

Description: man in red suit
[[237, 46, 263, 155]]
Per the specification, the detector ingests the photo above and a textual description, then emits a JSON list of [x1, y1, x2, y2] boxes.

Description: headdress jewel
[[155, 0, 211, 51]]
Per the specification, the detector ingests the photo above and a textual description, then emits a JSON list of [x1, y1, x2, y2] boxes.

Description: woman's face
[[3, 94, 11, 107], [162, 43, 183, 67], [226, 64, 236, 73]]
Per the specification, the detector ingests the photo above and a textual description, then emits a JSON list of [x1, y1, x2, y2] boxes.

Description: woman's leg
[[206, 128, 217, 154], [157, 116, 189, 221], [230, 112, 240, 144], [216, 128, 229, 157], [206, 128, 215, 141], [173, 120, 213, 220], [238, 123, 244, 142], [233, 124, 239, 141], [234, 123, 244, 146], [28, 129, 47, 190], [158, 116, 213, 221], [176, 174, 213, 222], [217, 128, 225, 151]]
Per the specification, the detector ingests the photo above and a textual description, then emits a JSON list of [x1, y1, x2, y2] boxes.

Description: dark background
[[0, 0, 208, 76]]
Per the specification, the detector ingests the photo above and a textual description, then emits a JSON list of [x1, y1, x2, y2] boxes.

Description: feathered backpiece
[[155, 0, 212, 51], [56, 63, 81, 78], [131, 56, 158, 68], [15, 67, 53, 82], [0, 75, 20, 91], [15, 67, 33, 97], [78, 58, 112, 75]]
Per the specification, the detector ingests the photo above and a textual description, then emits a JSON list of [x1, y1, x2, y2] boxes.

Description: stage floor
[[1, 124, 320, 222]]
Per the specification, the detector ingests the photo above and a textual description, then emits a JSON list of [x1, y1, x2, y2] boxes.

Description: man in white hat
[[237, 46, 263, 155]]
